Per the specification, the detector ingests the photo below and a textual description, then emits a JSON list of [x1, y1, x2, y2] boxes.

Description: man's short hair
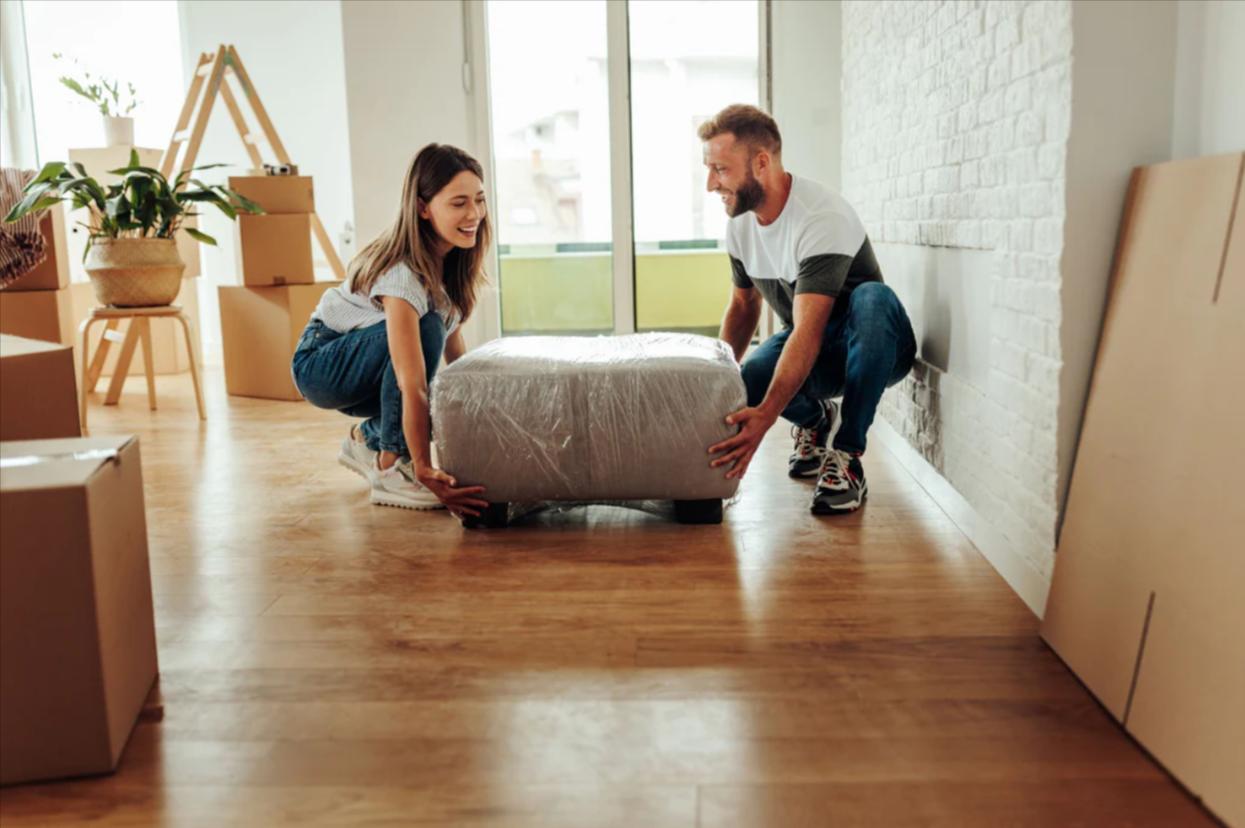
[[697, 104, 783, 157]]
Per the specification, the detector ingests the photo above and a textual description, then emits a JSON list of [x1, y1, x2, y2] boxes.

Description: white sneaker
[[338, 427, 377, 482], [370, 460, 445, 510]]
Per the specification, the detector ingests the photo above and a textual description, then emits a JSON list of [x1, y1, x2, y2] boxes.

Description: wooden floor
[[0, 366, 1216, 827]]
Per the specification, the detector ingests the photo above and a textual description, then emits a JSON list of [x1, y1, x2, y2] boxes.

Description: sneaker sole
[[338, 452, 372, 482], [369, 489, 445, 510], [789, 464, 823, 479], [810, 481, 868, 514]]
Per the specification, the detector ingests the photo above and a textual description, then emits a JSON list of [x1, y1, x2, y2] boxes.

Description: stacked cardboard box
[[0, 434, 157, 785], [0, 205, 74, 346], [220, 175, 333, 401], [0, 335, 81, 441]]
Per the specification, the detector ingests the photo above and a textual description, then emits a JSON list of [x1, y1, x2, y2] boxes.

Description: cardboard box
[[6, 206, 70, 292], [237, 214, 315, 287], [65, 147, 201, 280], [1042, 153, 1245, 828], [228, 175, 315, 214], [0, 434, 157, 786], [0, 287, 75, 345], [219, 281, 340, 401], [0, 335, 81, 442], [70, 281, 201, 377]]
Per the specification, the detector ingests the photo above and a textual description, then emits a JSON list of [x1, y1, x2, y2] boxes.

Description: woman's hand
[[414, 465, 490, 519]]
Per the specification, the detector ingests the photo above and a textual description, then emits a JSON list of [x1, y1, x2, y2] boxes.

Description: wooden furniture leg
[[138, 318, 157, 411], [105, 321, 142, 406], [79, 316, 103, 429], [174, 311, 206, 420], [85, 318, 120, 393]]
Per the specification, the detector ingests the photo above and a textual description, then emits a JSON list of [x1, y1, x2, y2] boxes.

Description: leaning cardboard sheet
[[431, 332, 746, 526]]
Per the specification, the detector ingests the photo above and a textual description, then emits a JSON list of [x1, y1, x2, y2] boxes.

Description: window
[[484, 0, 761, 338]]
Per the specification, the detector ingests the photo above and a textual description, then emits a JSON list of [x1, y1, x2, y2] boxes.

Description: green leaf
[[29, 161, 67, 186], [217, 187, 265, 215], [4, 185, 60, 222], [184, 227, 217, 245]]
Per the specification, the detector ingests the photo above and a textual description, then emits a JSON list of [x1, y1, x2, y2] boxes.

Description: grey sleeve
[[369, 266, 430, 316], [729, 255, 754, 289], [794, 254, 853, 298]]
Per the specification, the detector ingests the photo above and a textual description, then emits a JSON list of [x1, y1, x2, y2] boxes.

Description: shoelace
[[791, 424, 822, 459], [818, 449, 854, 490]]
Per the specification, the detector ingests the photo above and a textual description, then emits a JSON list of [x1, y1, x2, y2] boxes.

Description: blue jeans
[[291, 314, 447, 456], [742, 282, 916, 455]]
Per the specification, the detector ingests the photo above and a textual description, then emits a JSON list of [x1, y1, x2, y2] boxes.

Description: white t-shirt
[[312, 262, 460, 335], [725, 174, 883, 327]]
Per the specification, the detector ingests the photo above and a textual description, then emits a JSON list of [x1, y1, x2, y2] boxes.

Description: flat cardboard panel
[[70, 281, 200, 376], [0, 334, 81, 442], [219, 282, 339, 401], [0, 435, 155, 785], [0, 287, 75, 345], [237, 214, 315, 287], [228, 176, 315, 214], [6, 206, 70, 292], [1042, 152, 1245, 827]]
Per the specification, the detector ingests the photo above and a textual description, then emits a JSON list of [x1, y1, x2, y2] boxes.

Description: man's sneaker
[[788, 399, 841, 478], [370, 460, 445, 511], [338, 427, 377, 482], [811, 448, 868, 514]]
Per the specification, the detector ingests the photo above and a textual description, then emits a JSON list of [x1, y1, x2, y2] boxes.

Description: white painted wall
[[340, 0, 477, 247], [1172, 0, 1245, 159], [771, 0, 841, 191], [177, 0, 354, 354]]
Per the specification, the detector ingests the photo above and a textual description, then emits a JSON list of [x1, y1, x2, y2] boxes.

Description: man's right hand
[[414, 465, 490, 519]]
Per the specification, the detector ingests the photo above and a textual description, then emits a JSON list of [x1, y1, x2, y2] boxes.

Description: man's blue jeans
[[742, 282, 917, 455], [291, 314, 447, 457]]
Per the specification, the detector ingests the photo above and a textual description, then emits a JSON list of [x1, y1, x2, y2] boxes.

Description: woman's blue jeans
[[291, 313, 447, 457], [741, 282, 917, 456]]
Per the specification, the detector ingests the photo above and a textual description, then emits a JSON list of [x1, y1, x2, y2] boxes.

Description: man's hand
[[414, 465, 490, 520], [708, 405, 779, 480]]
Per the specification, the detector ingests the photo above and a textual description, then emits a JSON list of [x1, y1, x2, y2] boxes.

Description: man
[[705, 104, 916, 514]]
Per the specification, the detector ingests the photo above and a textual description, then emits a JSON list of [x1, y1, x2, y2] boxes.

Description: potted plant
[[3, 151, 265, 307], [54, 54, 140, 147]]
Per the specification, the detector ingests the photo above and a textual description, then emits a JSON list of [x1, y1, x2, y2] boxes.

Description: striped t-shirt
[[312, 262, 459, 335]]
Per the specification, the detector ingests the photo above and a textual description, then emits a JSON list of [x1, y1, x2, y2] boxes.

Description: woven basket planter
[[85, 238, 185, 308]]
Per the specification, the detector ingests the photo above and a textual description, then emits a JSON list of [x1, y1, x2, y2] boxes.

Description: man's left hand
[[709, 405, 778, 480]]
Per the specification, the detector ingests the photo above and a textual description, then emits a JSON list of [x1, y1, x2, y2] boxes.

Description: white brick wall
[[843, 0, 1072, 579]]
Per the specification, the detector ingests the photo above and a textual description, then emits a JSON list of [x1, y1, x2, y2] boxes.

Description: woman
[[292, 143, 490, 518]]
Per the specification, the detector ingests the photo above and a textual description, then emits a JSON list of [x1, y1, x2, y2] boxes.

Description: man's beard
[[728, 172, 766, 217]]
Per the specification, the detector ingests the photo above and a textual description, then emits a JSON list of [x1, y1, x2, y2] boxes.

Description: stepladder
[[78, 305, 206, 428], [160, 44, 345, 281]]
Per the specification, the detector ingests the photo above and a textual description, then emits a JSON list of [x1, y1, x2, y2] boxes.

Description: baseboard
[[872, 418, 1051, 618]]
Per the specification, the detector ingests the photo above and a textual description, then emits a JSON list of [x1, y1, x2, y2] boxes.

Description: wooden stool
[[78, 304, 205, 427]]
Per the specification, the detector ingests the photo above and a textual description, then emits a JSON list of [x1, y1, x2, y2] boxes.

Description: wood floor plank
[[0, 368, 1215, 827]]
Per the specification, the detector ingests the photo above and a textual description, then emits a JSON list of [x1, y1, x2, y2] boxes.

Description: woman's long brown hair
[[347, 143, 491, 322]]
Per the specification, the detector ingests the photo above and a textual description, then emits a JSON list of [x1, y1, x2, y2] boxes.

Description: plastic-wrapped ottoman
[[431, 333, 746, 527]]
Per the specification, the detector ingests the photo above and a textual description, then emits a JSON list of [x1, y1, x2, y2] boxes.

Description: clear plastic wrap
[[430, 332, 747, 506]]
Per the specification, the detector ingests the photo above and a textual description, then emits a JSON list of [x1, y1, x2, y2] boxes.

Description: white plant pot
[[102, 116, 134, 148]]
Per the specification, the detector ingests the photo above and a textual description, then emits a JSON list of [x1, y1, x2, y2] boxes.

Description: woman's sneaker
[[811, 448, 867, 514], [338, 427, 377, 482], [789, 399, 841, 478], [370, 460, 445, 510]]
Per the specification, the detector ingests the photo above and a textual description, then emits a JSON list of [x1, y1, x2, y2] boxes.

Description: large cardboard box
[[5, 206, 70, 292], [228, 175, 315, 214], [0, 286, 75, 345], [237, 214, 315, 287], [0, 335, 81, 442], [1042, 153, 1245, 828], [0, 434, 157, 786], [70, 281, 201, 377], [219, 281, 340, 401], [65, 146, 201, 280]]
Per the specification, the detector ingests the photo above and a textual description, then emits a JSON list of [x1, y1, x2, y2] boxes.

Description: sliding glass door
[[485, 0, 761, 337]]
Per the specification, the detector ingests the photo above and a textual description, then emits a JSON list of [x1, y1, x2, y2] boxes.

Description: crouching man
[[705, 105, 917, 513]]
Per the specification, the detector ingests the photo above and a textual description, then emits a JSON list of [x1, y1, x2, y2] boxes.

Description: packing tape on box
[[0, 448, 120, 469]]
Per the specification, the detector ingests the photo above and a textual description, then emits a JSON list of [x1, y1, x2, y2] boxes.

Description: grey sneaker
[[811, 448, 868, 514], [789, 399, 841, 478], [370, 460, 445, 511], [338, 426, 377, 482]]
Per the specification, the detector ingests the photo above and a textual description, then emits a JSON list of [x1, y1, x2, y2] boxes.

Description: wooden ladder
[[161, 45, 345, 280]]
